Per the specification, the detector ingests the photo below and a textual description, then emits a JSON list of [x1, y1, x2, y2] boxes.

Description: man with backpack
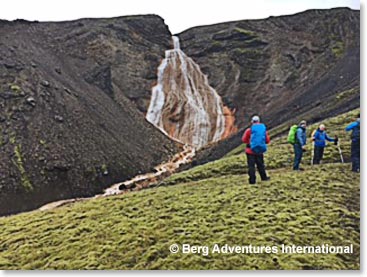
[[242, 115, 270, 185], [311, 124, 338, 164], [345, 113, 360, 172], [288, 120, 307, 170]]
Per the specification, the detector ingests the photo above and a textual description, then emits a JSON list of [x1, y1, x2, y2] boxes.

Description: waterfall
[[146, 36, 226, 149]]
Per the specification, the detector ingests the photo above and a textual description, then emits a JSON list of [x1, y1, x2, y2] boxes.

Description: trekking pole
[[311, 142, 314, 165], [337, 140, 344, 163]]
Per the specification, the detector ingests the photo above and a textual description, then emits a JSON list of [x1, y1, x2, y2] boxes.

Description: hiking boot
[[262, 177, 270, 181], [249, 180, 256, 185]]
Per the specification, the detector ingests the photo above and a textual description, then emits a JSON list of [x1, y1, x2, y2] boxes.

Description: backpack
[[250, 123, 267, 154], [351, 123, 360, 142], [287, 125, 298, 144]]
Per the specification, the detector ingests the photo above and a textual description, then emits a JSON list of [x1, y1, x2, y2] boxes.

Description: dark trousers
[[313, 146, 324, 164], [246, 153, 267, 183], [293, 144, 303, 170], [351, 141, 360, 172]]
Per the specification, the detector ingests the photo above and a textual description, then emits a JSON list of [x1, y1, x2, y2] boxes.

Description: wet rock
[[64, 87, 72, 94], [54, 115, 64, 122], [119, 184, 127, 190], [41, 80, 50, 87], [26, 96, 36, 107]]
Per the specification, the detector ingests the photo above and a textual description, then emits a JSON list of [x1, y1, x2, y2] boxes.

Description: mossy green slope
[[0, 164, 359, 269], [161, 109, 359, 187], [226, 108, 359, 159], [0, 109, 360, 270]]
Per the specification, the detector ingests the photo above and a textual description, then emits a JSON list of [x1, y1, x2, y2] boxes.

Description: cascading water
[[146, 36, 227, 148], [37, 37, 238, 212]]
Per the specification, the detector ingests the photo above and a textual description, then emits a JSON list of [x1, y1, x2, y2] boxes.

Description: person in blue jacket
[[293, 120, 307, 170], [312, 124, 338, 164], [345, 113, 360, 172]]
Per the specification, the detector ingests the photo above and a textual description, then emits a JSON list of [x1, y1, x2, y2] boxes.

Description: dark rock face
[[177, 8, 359, 165], [0, 15, 180, 215]]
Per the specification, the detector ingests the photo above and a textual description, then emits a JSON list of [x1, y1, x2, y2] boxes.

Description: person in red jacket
[[242, 115, 271, 184]]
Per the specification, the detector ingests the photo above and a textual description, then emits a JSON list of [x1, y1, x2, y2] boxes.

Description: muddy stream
[[39, 145, 196, 211]]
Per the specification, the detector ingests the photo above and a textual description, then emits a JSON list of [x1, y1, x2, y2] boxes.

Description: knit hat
[[252, 115, 260, 123]]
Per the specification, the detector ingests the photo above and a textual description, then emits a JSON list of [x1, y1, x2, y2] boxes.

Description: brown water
[[39, 144, 196, 211]]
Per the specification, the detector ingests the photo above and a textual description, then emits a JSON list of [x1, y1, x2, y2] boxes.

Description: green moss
[[9, 84, 21, 93], [13, 144, 33, 192], [234, 27, 256, 37], [0, 163, 359, 269], [101, 164, 108, 173], [9, 135, 16, 144], [211, 41, 222, 48], [0, 109, 360, 270], [336, 88, 359, 100], [332, 41, 345, 58]]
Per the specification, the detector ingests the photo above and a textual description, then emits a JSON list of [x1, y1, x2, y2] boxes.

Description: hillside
[[178, 8, 359, 166], [0, 15, 180, 215], [0, 109, 359, 269], [179, 8, 359, 128]]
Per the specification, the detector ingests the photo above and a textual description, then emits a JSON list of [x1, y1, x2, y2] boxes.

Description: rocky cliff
[[0, 15, 180, 215], [177, 8, 359, 164]]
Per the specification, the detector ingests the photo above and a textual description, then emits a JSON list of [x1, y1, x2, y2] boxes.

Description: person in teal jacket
[[345, 113, 360, 172], [312, 124, 337, 164], [293, 120, 307, 170]]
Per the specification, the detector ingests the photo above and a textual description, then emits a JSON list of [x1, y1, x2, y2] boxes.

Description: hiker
[[311, 124, 338, 164], [293, 120, 307, 170], [242, 115, 270, 184], [345, 113, 360, 172]]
